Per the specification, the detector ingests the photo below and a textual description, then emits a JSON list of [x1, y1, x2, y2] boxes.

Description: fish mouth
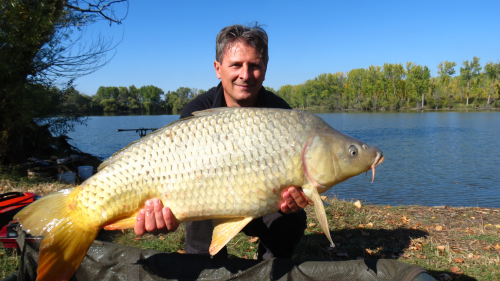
[[370, 154, 385, 183]]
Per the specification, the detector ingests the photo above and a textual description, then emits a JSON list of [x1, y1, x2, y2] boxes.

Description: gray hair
[[216, 23, 269, 65]]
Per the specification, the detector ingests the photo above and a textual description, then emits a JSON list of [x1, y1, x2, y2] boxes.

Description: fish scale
[[78, 108, 305, 225]]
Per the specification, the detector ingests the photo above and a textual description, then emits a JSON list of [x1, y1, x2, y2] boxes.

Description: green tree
[[483, 62, 500, 106], [437, 61, 457, 108], [346, 68, 366, 109], [406, 62, 430, 108], [460, 56, 482, 105], [0, 0, 126, 163], [139, 85, 164, 113], [128, 85, 141, 110], [383, 63, 405, 98]]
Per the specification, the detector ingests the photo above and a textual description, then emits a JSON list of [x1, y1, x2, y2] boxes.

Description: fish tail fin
[[15, 187, 99, 281]]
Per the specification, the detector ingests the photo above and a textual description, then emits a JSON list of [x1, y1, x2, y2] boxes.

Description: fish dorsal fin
[[192, 107, 237, 117], [308, 187, 335, 248], [210, 217, 253, 255]]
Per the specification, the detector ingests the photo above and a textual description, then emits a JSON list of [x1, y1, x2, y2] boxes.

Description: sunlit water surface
[[67, 111, 500, 207]]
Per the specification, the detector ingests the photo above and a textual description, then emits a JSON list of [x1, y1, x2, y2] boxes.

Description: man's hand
[[280, 186, 314, 214], [134, 198, 179, 236]]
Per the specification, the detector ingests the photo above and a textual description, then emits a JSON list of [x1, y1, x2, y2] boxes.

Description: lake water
[[67, 111, 500, 208]]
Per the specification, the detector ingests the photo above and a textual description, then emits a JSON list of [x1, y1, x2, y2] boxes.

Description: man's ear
[[214, 60, 222, 79]]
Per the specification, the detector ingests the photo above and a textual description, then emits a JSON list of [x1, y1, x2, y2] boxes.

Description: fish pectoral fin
[[103, 212, 139, 230], [210, 217, 253, 256], [310, 188, 335, 248]]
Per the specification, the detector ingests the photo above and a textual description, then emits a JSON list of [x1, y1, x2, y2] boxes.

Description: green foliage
[[164, 87, 199, 114], [0, 0, 126, 164], [460, 56, 482, 105]]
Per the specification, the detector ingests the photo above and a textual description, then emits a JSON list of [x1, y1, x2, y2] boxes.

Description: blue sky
[[74, 0, 500, 96]]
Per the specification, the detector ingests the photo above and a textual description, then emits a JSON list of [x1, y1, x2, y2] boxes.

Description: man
[[134, 24, 311, 260]]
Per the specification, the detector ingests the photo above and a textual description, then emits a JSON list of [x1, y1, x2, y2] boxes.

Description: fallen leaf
[[485, 223, 492, 227], [401, 253, 411, 258], [495, 224, 500, 228], [242, 255, 248, 259], [482, 245, 491, 250], [416, 222, 422, 226], [365, 223, 374, 227], [248, 237, 259, 243], [358, 224, 365, 229], [471, 216, 475, 219], [354, 200, 362, 209], [385, 206, 391, 209], [177, 249, 186, 254], [158, 236, 165, 240], [436, 225, 443, 231], [320, 196, 327, 200], [308, 223, 317, 227], [365, 249, 373, 255], [437, 245, 445, 251], [316, 231, 324, 235], [454, 258, 464, 263], [494, 244, 500, 250], [450, 266, 462, 275]]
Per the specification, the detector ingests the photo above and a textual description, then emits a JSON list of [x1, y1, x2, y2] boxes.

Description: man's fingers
[[162, 207, 179, 232], [154, 199, 166, 230], [134, 209, 146, 236], [144, 200, 157, 233], [280, 202, 291, 214], [283, 189, 300, 212], [299, 189, 314, 206], [289, 187, 309, 208]]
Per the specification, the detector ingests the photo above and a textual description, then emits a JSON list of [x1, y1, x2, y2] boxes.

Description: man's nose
[[239, 64, 252, 80]]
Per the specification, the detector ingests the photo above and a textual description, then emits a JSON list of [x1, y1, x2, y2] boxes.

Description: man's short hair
[[216, 23, 269, 66]]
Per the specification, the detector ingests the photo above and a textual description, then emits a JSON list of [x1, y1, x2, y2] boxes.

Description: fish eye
[[349, 145, 358, 156]]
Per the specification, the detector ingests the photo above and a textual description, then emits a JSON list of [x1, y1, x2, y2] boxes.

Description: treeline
[[273, 58, 500, 110], [64, 86, 206, 114], [68, 57, 500, 115]]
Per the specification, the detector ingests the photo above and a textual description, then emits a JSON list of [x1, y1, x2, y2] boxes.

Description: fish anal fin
[[310, 188, 335, 248], [103, 212, 139, 230], [210, 217, 253, 256]]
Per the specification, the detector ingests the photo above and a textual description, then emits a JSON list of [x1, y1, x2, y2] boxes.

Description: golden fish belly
[[75, 108, 322, 225]]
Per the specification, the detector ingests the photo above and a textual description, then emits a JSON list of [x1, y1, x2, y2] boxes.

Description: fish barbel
[[15, 108, 384, 281]]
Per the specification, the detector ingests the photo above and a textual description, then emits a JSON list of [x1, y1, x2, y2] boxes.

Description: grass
[[1, 172, 500, 280]]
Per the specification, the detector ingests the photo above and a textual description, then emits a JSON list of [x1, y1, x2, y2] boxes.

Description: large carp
[[16, 108, 384, 281]]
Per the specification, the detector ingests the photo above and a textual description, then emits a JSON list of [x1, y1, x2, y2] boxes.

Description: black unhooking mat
[[16, 232, 434, 281]]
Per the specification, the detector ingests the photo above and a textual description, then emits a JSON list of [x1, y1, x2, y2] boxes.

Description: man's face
[[214, 41, 267, 107]]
